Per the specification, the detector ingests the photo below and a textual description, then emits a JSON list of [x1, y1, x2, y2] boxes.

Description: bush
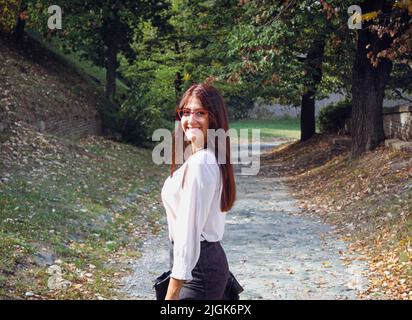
[[318, 100, 352, 134], [120, 96, 174, 147], [213, 82, 255, 120], [225, 94, 254, 120], [96, 99, 124, 138], [0, 0, 21, 33], [96, 93, 174, 147]]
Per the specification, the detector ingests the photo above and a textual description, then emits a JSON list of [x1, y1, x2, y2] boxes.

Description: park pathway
[[121, 141, 369, 299]]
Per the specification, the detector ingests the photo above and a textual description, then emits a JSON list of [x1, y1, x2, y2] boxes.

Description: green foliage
[[167, 0, 258, 118], [28, 0, 171, 65], [226, 0, 353, 105], [318, 100, 352, 134], [120, 67, 176, 145], [97, 99, 123, 136], [225, 93, 254, 120], [26, 0, 172, 105], [387, 62, 412, 98], [0, 0, 21, 32], [26, 0, 174, 145], [98, 87, 175, 146], [117, 20, 177, 145], [213, 81, 255, 120], [21, 0, 411, 148]]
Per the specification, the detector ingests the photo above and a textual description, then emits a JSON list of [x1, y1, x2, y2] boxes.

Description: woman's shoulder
[[186, 149, 220, 183]]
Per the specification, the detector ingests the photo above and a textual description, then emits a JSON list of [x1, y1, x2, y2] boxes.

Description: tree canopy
[[2, 0, 411, 153]]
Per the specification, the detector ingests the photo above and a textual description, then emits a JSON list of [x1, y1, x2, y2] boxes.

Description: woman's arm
[[165, 278, 186, 300]]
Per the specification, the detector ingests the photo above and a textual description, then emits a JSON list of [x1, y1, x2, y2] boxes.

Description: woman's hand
[[165, 277, 185, 300]]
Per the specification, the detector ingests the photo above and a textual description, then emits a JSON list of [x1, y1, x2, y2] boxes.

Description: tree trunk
[[15, 18, 25, 42], [14, 3, 27, 44], [300, 91, 316, 142], [300, 34, 326, 142], [174, 41, 183, 100], [350, 0, 393, 158], [103, 15, 120, 101]]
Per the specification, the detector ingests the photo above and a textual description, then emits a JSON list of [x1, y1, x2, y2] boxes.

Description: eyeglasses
[[177, 108, 209, 120]]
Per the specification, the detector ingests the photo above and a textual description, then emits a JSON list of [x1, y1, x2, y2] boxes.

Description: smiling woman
[[177, 97, 210, 154], [160, 83, 240, 300]]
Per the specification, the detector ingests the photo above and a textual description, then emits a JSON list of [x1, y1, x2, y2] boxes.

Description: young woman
[[161, 83, 236, 300]]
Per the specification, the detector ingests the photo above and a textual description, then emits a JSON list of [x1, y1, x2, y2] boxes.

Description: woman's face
[[180, 96, 209, 146]]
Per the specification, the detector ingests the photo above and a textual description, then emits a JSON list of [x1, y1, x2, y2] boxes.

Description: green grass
[[0, 136, 167, 299], [229, 119, 301, 140]]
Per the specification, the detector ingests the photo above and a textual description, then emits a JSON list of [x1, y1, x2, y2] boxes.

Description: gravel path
[[121, 142, 369, 300], [223, 174, 368, 299]]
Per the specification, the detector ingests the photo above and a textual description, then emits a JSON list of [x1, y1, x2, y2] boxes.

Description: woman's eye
[[196, 111, 206, 117]]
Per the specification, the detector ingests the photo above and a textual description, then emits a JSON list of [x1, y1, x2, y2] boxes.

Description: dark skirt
[[169, 240, 229, 300]]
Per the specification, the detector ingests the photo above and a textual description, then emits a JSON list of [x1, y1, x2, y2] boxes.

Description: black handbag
[[153, 270, 171, 300], [153, 270, 243, 300]]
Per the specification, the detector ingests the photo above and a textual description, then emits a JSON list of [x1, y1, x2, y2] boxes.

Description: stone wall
[[383, 103, 412, 141], [0, 112, 103, 139], [249, 92, 411, 120], [32, 113, 103, 139], [341, 103, 412, 141]]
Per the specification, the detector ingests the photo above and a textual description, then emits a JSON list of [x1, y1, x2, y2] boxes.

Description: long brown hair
[[171, 83, 236, 212]]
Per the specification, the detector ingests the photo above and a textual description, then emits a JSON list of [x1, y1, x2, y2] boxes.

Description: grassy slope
[[1, 130, 167, 299], [27, 30, 130, 100], [0, 34, 103, 126], [0, 35, 166, 299]]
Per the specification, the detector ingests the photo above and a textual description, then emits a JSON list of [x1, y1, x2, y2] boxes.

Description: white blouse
[[161, 148, 226, 281]]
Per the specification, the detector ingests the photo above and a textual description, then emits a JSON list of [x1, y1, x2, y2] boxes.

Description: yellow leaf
[[362, 11, 379, 22]]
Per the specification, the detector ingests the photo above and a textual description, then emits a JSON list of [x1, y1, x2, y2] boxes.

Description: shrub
[[96, 99, 124, 138], [0, 0, 21, 33], [120, 94, 174, 147], [213, 82, 255, 120], [225, 94, 254, 120], [318, 100, 352, 134]]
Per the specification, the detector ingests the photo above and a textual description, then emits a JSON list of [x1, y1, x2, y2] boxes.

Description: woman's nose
[[188, 113, 198, 124]]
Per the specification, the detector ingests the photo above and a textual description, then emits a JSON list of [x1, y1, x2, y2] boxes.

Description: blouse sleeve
[[171, 152, 220, 281]]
